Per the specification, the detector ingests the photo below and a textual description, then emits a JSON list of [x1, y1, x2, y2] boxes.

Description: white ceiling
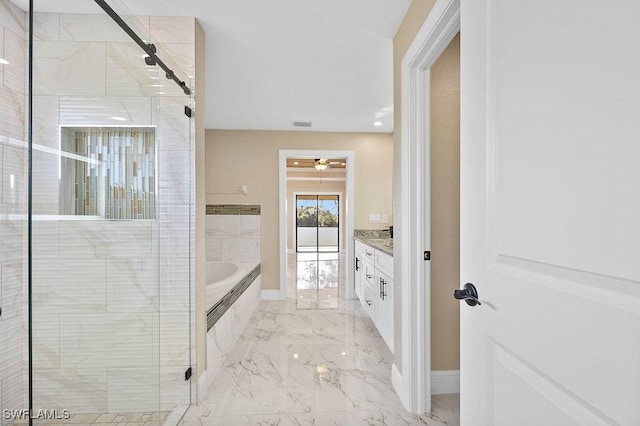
[[17, 0, 412, 133]]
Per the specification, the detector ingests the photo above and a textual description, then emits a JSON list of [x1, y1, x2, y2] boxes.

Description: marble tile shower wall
[[29, 12, 197, 414], [0, 0, 27, 415]]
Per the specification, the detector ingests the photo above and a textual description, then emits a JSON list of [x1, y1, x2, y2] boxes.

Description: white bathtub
[[207, 262, 238, 284], [205, 261, 259, 310]]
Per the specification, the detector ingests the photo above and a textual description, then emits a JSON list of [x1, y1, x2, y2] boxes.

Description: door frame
[[292, 192, 343, 253], [394, 0, 460, 414], [279, 149, 355, 300]]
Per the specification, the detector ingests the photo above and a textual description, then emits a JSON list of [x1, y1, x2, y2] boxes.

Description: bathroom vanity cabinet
[[354, 238, 394, 353]]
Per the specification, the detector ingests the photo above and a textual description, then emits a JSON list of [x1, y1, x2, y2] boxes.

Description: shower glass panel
[[29, 0, 194, 423], [0, 0, 28, 418]]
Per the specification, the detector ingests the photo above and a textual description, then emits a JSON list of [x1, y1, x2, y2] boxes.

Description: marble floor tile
[[11, 410, 171, 425], [292, 252, 340, 309], [183, 251, 460, 425]]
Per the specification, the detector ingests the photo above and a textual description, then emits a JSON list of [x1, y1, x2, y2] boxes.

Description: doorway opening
[[293, 193, 341, 309], [278, 150, 355, 300], [395, 0, 460, 415]]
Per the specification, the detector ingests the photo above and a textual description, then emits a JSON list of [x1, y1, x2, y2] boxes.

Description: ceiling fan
[[314, 158, 343, 171]]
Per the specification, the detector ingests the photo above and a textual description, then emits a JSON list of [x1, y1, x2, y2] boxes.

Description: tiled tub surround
[[0, 0, 28, 415], [201, 205, 262, 401], [205, 206, 261, 264], [205, 204, 261, 215], [28, 11, 198, 421], [203, 268, 261, 397], [205, 262, 260, 318]]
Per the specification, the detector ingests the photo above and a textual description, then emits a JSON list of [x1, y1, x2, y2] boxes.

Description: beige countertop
[[354, 236, 393, 256]]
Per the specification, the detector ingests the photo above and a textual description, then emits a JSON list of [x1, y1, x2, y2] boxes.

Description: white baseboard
[[261, 290, 282, 300], [431, 370, 460, 394], [391, 363, 403, 401]]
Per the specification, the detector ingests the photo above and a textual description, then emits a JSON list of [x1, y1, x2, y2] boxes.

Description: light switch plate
[[381, 214, 388, 223], [368, 214, 381, 223]]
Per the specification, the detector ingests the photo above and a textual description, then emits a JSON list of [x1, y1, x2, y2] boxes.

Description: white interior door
[[460, 1, 640, 424]]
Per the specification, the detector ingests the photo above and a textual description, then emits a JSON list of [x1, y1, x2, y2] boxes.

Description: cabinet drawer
[[375, 250, 393, 278], [363, 246, 375, 262], [362, 282, 375, 319], [364, 261, 375, 286], [355, 240, 365, 256]]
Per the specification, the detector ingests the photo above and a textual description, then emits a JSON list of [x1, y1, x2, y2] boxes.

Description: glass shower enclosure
[[0, 0, 196, 423]]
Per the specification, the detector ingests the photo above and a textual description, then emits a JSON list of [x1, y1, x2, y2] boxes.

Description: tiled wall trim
[[206, 204, 261, 215], [206, 264, 260, 331]]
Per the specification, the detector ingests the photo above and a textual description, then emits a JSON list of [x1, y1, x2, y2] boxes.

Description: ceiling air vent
[[291, 120, 312, 128]]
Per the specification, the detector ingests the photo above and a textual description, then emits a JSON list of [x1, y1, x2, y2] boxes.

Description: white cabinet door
[[461, 1, 640, 424], [376, 271, 393, 352], [374, 250, 393, 279]]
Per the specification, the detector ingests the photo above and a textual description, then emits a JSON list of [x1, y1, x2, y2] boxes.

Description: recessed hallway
[[181, 254, 460, 425]]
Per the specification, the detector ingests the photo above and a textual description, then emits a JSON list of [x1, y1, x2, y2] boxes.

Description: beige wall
[[392, 0, 460, 372], [430, 34, 460, 371], [392, 0, 437, 372], [205, 130, 393, 291], [286, 178, 346, 252]]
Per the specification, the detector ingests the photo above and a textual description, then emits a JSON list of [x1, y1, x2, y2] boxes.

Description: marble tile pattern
[[294, 252, 342, 310], [7, 410, 171, 425], [206, 214, 260, 263], [0, 0, 27, 414], [27, 11, 198, 417], [182, 251, 459, 424], [205, 276, 261, 397], [182, 298, 460, 425]]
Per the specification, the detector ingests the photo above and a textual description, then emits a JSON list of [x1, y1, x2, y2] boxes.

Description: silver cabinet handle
[[365, 299, 372, 306], [380, 278, 387, 300]]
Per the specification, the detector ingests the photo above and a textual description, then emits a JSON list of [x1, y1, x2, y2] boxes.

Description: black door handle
[[453, 283, 481, 306]]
